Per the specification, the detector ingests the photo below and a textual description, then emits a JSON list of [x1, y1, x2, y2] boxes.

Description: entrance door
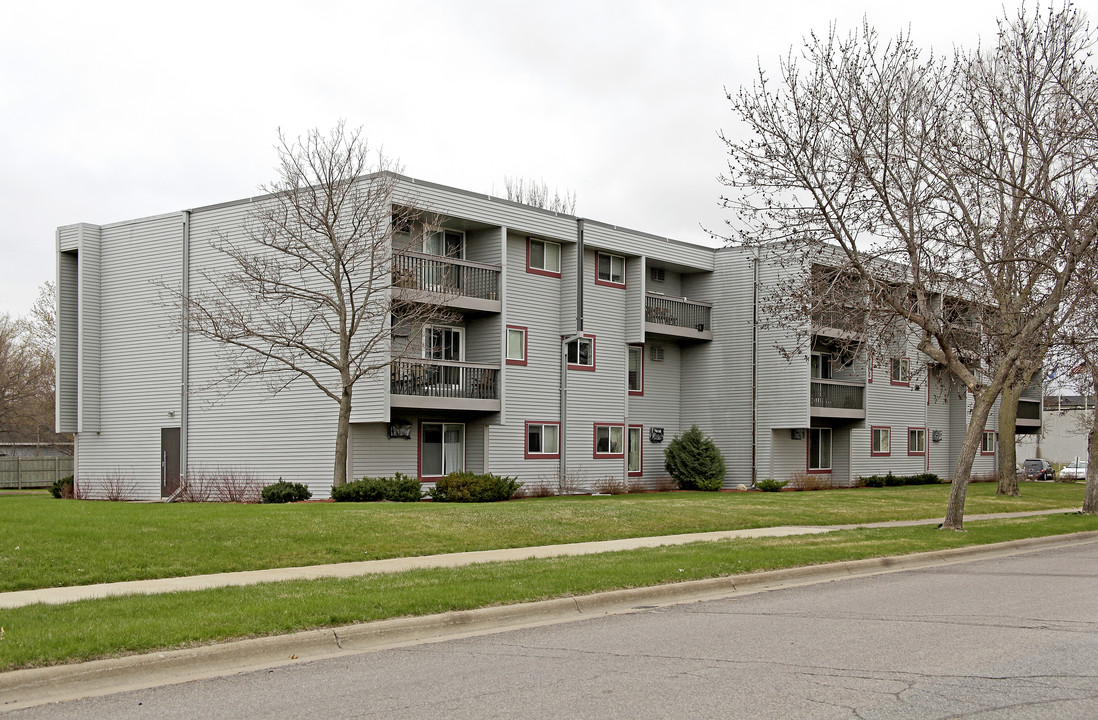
[[161, 427, 181, 497]]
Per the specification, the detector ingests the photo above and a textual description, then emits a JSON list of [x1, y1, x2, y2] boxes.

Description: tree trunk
[[332, 386, 352, 487], [997, 381, 1021, 496], [942, 388, 999, 530], [1084, 368, 1098, 514]]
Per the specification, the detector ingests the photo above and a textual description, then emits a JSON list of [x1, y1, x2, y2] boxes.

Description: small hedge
[[260, 479, 312, 504], [860, 472, 940, 488], [49, 476, 74, 499], [664, 424, 726, 491], [428, 472, 522, 503], [330, 473, 423, 502], [755, 478, 788, 492]]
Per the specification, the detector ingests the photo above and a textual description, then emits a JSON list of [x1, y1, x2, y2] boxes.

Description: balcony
[[1016, 398, 1042, 432], [390, 359, 500, 412], [811, 309, 865, 340], [392, 252, 502, 314], [810, 379, 866, 419], [645, 293, 713, 342]]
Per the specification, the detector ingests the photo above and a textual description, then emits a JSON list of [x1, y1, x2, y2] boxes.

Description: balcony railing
[[393, 252, 500, 301], [645, 293, 712, 332], [390, 359, 500, 400], [1017, 399, 1042, 420], [811, 309, 865, 335], [810, 379, 865, 411]]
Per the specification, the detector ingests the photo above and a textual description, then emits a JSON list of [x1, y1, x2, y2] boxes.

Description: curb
[[3, 529, 1097, 713]]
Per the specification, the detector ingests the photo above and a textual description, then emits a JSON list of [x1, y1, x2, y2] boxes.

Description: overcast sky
[[0, 0, 1016, 318]]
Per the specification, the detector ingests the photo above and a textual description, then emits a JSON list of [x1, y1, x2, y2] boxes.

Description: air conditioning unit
[[650, 267, 665, 282], [932, 430, 943, 442], [790, 428, 807, 440], [650, 345, 665, 362]]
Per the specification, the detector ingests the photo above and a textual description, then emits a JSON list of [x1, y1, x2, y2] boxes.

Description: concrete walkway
[[0, 508, 1074, 610]]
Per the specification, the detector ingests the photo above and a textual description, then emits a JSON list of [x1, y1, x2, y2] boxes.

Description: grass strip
[[0, 483, 1085, 592], [2, 512, 1095, 672]]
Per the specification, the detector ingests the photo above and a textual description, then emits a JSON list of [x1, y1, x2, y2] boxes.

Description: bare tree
[[503, 176, 577, 214], [166, 123, 450, 486], [721, 4, 1098, 529]]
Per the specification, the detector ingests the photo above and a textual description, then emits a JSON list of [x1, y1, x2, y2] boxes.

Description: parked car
[[1059, 460, 1088, 481], [1022, 458, 1054, 481]]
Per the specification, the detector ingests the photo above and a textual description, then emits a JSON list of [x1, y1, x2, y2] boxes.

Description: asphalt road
[[8, 542, 1098, 719]]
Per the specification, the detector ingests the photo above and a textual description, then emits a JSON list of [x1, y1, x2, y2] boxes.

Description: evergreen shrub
[[664, 424, 726, 491], [260, 479, 312, 504], [429, 472, 521, 502]]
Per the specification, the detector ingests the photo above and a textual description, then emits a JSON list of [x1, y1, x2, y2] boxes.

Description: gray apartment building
[[55, 175, 1039, 499]]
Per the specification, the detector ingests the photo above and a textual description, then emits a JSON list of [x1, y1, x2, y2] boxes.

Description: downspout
[[560, 219, 585, 487], [169, 210, 191, 502], [751, 250, 759, 487]]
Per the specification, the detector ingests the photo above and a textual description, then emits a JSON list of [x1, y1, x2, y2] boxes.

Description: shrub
[[861, 475, 886, 488], [755, 477, 788, 492], [787, 472, 833, 491], [664, 424, 726, 491], [261, 479, 312, 504], [883, 472, 904, 487], [49, 476, 74, 499], [429, 472, 522, 503], [330, 473, 423, 502], [593, 475, 627, 495], [859, 472, 940, 488]]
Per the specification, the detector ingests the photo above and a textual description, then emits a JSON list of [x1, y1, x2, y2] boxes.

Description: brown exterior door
[[161, 427, 180, 497]]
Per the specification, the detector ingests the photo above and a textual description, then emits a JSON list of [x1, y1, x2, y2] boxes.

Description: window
[[566, 335, 595, 370], [891, 358, 910, 385], [808, 427, 832, 472], [628, 345, 643, 395], [908, 427, 926, 455], [981, 431, 996, 455], [527, 237, 561, 277], [810, 353, 832, 380], [423, 326, 463, 361], [420, 422, 464, 477], [596, 252, 626, 287], [650, 344, 664, 362], [525, 422, 560, 459], [593, 423, 624, 458], [871, 426, 891, 456], [506, 326, 527, 366], [424, 229, 464, 258], [628, 425, 643, 475]]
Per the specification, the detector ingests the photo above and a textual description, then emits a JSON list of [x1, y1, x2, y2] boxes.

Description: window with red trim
[[908, 427, 926, 455], [595, 252, 626, 288], [525, 421, 560, 459], [808, 427, 832, 472], [627, 425, 643, 476], [593, 423, 624, 458], [526, 237, 561, 277], [506, 325, 527, 366], [566, 335, 595, 370], [871, 426, 891, 456], [891, 358, 910, 386], [981, 431, 996, 455], [628, 345, 643, 395]]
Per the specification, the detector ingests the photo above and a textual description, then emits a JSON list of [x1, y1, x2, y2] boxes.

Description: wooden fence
[[0, 457, 74, 489]]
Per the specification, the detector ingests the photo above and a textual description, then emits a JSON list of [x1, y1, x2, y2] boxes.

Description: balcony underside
[[1015, 417, 1042, 434], [644, 322, 713, 342], [394, 287, 501, 314], [390, 393, 500, 412], [810, 407, 866, 420]]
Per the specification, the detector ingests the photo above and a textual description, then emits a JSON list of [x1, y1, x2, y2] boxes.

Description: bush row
[[428, 472, 522, 503], [260, 479, 312, 503], [331, 473, 423, 502], [860, 472, 940, 488]]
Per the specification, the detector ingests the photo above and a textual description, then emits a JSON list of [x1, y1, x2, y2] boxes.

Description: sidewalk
[[0, 508, 1073, 609]]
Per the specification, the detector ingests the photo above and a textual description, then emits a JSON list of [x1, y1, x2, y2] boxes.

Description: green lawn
[[0, 483, 1085, 592], [2, 513, 1095, 671]]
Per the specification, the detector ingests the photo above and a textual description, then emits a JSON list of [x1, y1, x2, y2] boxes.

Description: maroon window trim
[[565, 334, 596, 371], [524, 420, 561, 460], [594, 251, 626, 289], [526, 237, 561, 278], [981, 430, 997, 456], [628, 344, 644, 396], [628, 424, 644, 476], [907, 426, 926, 456], [418, 420, 466, 481], [506, 325, 528, 366], [890, 357, 910, 387], [871, 426, 892, 457], [592, 422, 625, 459]]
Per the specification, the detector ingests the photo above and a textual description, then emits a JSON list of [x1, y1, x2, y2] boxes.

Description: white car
[[1059, 461, 1088, 481]]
